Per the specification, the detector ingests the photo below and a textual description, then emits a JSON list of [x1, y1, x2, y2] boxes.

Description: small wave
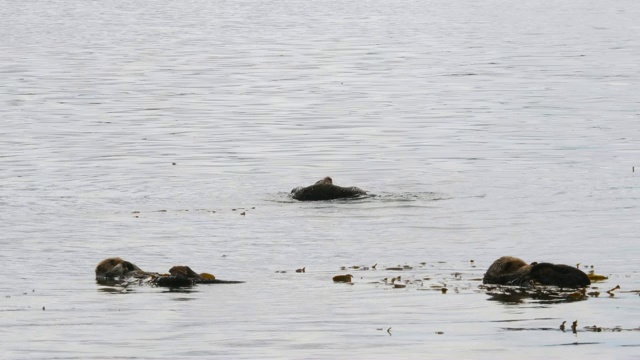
[[369, 192, 450, 202]]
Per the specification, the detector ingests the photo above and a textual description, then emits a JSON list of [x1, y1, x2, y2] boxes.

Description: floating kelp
[[339, 263, 380, 271], [607, 285, 621, 296], [503, 320, 640, 333], [284, 259, 629, 304], [566, 288, 588, 301], [200, 273, 216, 280], [588, 273, 609, 282], [583, 325, 640, 332]]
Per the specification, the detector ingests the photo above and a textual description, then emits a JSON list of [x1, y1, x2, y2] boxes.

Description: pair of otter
[[97, 256, 590, 289], [291, 177, 367, 201], [483, 256, 590, 288], [95, 257, 244, 287]]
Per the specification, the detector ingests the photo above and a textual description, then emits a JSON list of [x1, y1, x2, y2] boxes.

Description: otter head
[[95, 257, 141, 278], [483, 256, 532, 285], [168, 266, 201, 279], [315, 176, 333, 185], [499, 257, 530, 273]]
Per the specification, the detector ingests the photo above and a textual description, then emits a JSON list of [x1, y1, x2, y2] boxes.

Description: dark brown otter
[[291, 177, 367, 201], [332, 274, 353, 283], [162, 265, 243, 285], [483, 256, 590, 288], [528, 262, 591, 288], [168, 265, 202, 279], [95, 258, 244, 287]]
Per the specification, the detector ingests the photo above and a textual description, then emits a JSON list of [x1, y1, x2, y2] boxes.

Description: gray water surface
[[1, 0, 639, 358]]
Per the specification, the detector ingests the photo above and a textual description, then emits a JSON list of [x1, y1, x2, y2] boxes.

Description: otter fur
[[528, 262, 591, 288], [95, 257, 145, 279], [483, 256, 532, 286], [291, 177, 366, 201], [483, 256, 590, 288]]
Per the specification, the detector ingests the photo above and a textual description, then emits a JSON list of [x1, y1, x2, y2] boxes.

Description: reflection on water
[[2, 0, 640, 358], [483, 285, 589, 304], [97, 287, 130, 295]]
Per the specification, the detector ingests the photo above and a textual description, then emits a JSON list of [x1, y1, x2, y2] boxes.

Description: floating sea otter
[[291, 177, 367, 201], [332, 274, 353, 283], [483, 256, 590, 288], [95, 257, 244, 287]]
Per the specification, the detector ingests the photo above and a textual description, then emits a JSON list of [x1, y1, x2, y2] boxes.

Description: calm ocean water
[[1, 0, 639, 358]]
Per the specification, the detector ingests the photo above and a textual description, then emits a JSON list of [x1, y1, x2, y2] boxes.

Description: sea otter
[[483, 256, 532, 286], [528, 262, 591, 288], [95, 257, 144, 278], [483, 256, 590, 288], [95, 257, 244, 287], [332, 274, 353, 283], [291, 177, 367, 201]]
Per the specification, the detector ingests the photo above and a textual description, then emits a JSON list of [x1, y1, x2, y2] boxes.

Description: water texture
[[1, 0, 639, 358]]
